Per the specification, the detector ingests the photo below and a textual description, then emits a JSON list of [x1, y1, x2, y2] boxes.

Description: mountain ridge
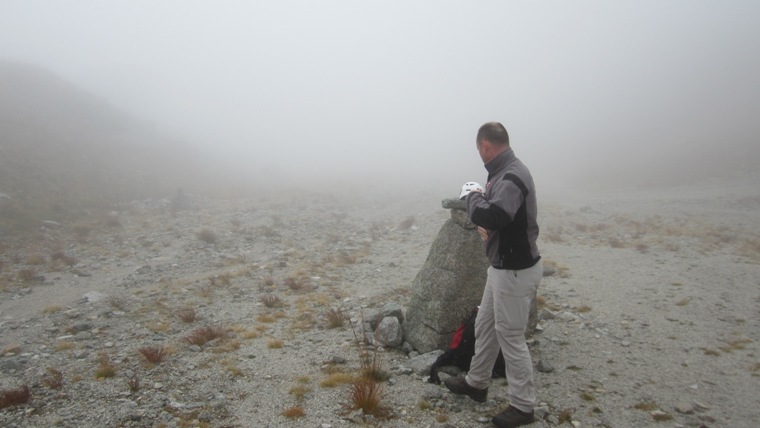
[[0, 60, 211, 235]]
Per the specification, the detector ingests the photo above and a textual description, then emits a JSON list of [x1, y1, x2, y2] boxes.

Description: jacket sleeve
[[466, 179, 524, 230]]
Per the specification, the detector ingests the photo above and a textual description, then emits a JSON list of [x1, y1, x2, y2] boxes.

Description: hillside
[[0, 61, 211, 235]]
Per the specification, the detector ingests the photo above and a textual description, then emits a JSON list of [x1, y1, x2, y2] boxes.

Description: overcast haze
[[2, 1, 759, 195]]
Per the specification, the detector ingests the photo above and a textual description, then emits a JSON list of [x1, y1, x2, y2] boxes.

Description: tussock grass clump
[[542, 258, 570, 278], [51, 250, 78, 266], [289, 385, 311, 401], [542, 224, 565, 243], [281, 406, 305, 418], [145, 320, 170, 333], [26, 253, 46, 265], [651, 411, 673, 421], [558, 408, 574, 424], [43, 368, 64, 389], [72, 224, 93, 240], [256, 313, 276, 323], [719, 337, 753, 353], [18, 268, 37, 282], [260, 294, 282, 308], [320, 372, 355, 387], [55, 341, 76, 352], [633, 401, 658, 411], [359, 351, 391, 383], [284, 276, 307, 291], [126, 375, 140, 394], [184, 325, 228, 346], [607, 237, 625, 248], [197, 228, 218, 244], [0, 385, 31, 409], [536, 294, 560, 312], [94, 352, 117, 379], [176, 307, 197, 323], [42, 304, 63, 314], [196, 284, 214, 301], [397, 215, 415, 230], [267, 339, 284, 349], [138, 345, 167, 364], [210, 272, 232, 286], [347, 379, 390, 418], [325, 307, 347, 329], [223, 362, 244, 377], [2, 344, 22, 356], [107, 295, 129, 311], [239, 328, 260, 340], [635, 243, 649, 253], [417, 399, 433, 410], [702, 347, 721, 356], [212, 338, 241, 353]]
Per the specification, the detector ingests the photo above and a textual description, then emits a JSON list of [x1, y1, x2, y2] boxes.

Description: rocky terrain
[[1, 179, 759, 428]]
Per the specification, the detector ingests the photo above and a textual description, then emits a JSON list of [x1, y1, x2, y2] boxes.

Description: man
[[445, 122, 543, 428]]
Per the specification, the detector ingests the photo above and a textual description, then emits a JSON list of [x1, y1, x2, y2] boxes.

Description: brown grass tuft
[[138, 345, 167, 364], [633, 401, 658, 411], [320, 372, 355, 387], [43, 368, 64, 389], [558, 408, 573, 424], [176, 307, 197, 323], [18, 268, 37, 282], [281, 406, 306, 418], [325, 307, 347, 329], [651, 411, 673, 421], [347, 379, 390, 418], [94, 352, 117, 379], [184, 325, 227, 346], [284, 276, 306, 291], [288, 385, 312, 401], [126, 375, 140, 394], [106, 294, 129, 311], [42, 305, 63, 314], [26, 253, 46, 265], [0, 385, 31, 409], [197, 228, 218, 244], [260, 294, 282, 308], [397, 216, 415, 230], [256, 313, 276, 323], [701, 347, 720, 356], [55, 341, 76, 352]]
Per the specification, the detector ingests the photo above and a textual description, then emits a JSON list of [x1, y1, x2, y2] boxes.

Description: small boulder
[[407, 350, 444, 376], [375, 317, 403, 348]]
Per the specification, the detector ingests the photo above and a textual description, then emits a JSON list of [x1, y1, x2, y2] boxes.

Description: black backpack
[[428, 306, 506, 384]]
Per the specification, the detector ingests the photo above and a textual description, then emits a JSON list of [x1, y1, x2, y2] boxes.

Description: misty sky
[[1, 1, 759, 194]]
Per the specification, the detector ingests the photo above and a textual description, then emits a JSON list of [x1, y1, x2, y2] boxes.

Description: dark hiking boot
[[443, 376, 488, 403], [492, 405, 535, 427]]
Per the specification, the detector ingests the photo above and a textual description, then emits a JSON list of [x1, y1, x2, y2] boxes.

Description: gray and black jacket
[[465, 148, 540, 270]]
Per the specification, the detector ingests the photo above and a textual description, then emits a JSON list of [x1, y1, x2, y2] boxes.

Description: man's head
[[475, 122, 510, 163]]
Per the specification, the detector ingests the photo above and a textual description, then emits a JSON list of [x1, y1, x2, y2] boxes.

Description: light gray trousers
[[465, 262, 543, 413]]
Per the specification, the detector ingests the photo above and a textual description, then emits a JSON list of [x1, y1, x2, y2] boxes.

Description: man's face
[[476, 139, 489, 163]]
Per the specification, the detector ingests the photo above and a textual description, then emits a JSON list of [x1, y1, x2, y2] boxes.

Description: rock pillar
[[403, 198, 538, 354]]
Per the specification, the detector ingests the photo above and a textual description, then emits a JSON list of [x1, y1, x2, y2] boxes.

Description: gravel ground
[[1, 182, 759, 427]]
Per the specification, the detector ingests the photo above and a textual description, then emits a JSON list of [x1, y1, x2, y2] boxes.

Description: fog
[[2, 1, 759, 197]]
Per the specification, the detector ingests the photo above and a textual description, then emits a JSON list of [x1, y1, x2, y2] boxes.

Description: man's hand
[[477, 226, 489, 241]]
